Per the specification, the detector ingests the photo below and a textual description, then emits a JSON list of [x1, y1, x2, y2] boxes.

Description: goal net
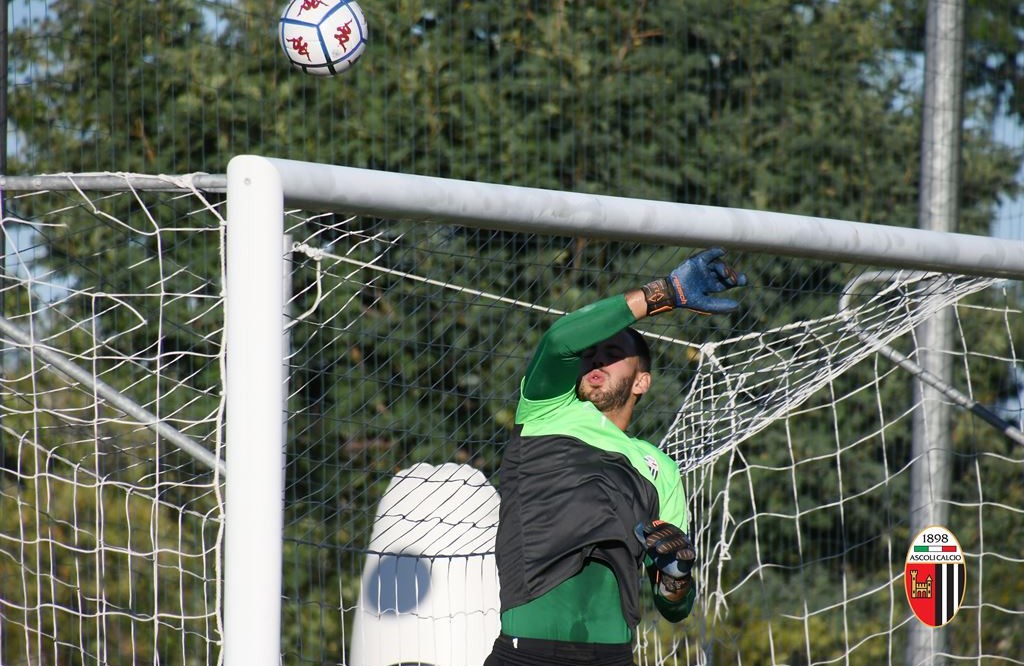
[[2, 168, 1022, 665], [0, 176, 225, 665]]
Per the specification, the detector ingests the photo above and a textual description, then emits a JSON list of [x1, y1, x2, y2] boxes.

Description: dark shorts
[[483, 633, 636, 666]]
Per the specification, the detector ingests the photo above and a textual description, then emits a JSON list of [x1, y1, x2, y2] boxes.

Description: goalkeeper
[[485, 248, 746, 666]]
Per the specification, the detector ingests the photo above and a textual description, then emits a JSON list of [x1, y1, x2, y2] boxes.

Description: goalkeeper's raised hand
[[642, 247, 746, 316]]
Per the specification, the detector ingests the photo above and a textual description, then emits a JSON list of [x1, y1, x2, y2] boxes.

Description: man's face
[[576, 331, 650, 413]]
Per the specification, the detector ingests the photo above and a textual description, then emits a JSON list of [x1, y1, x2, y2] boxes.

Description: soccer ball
[[279, 0, 369, 76]]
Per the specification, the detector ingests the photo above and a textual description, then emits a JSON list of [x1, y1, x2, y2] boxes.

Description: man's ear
[[633, 371, 652, 397]]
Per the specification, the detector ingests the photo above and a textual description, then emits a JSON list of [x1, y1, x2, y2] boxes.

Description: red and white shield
[[905, 526, 966, 627]]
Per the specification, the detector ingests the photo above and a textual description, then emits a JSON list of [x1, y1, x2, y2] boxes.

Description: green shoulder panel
[[517, 387, 688, 531]]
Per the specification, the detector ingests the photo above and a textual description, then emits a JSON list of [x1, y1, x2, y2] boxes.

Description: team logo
[[904, 525, 966, 627], [644, 455, 659, 479]]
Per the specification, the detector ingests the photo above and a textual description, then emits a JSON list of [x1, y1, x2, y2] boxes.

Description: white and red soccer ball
[[279, 0, 368, 76]]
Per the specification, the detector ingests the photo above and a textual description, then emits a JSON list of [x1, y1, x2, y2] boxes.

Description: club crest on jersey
[[644, 455, 659, 479], [904, 525, 966, 627]]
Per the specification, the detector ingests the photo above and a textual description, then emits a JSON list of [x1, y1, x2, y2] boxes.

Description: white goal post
[[222, 154, 1024, 666]]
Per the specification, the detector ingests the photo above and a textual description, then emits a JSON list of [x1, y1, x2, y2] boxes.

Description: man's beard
[[577, 372, 635, 413]]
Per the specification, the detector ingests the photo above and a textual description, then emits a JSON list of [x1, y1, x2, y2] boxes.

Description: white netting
[[1, 178, 225, 665], [670, 277, 1024, 665], [2, 174, 1022, 665], [663, 272, 999, 471]]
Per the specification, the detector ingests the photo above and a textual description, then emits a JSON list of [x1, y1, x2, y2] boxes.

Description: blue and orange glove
[[642, 247, 747, 316]]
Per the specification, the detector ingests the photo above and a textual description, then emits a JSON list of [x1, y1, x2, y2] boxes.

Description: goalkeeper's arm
[[521, 247, 745, 401]]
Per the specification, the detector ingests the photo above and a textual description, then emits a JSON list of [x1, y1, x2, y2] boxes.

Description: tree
[[6, 0, 1023, 662]]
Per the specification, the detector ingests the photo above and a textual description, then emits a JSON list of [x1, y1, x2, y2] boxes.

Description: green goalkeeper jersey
[[495, 295, 694, 643]]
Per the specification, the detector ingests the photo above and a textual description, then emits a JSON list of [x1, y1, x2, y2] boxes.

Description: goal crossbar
[[5, 156, 1024, 279], [258, 157, 1024, 279]]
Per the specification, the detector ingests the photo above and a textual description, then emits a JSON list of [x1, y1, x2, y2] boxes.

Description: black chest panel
[[495, 426, 661, 628]]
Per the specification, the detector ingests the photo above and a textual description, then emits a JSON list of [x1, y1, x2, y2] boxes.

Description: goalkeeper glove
[[642, 247, 746, 316], [635, 519, 696, 580]]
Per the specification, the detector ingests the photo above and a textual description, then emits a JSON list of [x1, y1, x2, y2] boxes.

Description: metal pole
[[269, 157, 1024, 280], [908, 1, 964, 664], [1, 0, 8, 178], [1, 0, 10, 461], [2, 167, 1024, 279], [0, 314, 225, 475]]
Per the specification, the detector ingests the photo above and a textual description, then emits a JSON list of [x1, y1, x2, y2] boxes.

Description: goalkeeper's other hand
[[667, 247, 746, 314], [634, 519, 696, 579]]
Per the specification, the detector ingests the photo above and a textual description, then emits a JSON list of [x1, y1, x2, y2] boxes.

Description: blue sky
[[991, 111, 1024, 242]]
